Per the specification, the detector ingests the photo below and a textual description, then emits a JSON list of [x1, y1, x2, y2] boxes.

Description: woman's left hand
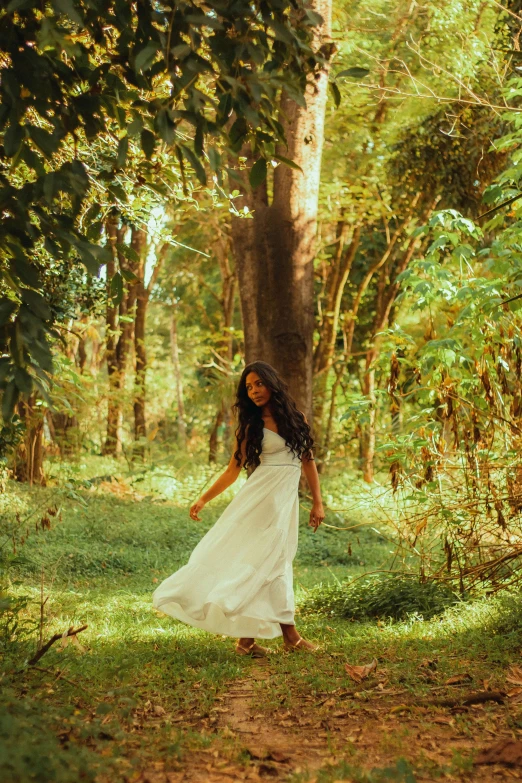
[[309, 502, 325, 533]]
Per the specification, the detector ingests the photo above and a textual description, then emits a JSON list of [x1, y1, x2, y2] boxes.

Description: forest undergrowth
[[3, 456, 522, 783]]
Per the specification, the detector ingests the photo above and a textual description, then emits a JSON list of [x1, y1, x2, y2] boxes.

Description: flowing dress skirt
[[152, 428, 302, 639]]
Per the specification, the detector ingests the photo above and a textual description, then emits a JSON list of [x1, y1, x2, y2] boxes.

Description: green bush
[[298, 574, 460, 621], [0, 689, 108, 783]]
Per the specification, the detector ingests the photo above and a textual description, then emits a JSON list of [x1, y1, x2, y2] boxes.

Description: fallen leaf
[[476, 740, 522, 766], [507, 665, 522, 686], [432, 716, 455, 726], [444, 673, 472, 686], [246, 747, 269, 760], [326, 626, 336, 633], [508, 687, 522, 698], [344, 658, 377, 683], [420, 658, 437, 670], [269, 749, 290, 763], [221, 725, 235, 738], [153, 705, 166, 716], [389, 704, 411, 714]]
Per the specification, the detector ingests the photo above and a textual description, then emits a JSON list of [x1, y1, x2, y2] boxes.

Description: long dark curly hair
[[232, 361, 314, 472]]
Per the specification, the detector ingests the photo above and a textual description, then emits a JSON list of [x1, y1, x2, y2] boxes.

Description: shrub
[[299, 574, 460, 621]]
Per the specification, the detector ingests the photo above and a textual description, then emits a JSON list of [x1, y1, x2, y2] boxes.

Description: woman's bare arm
[[189, 435, 247, 521], [300, 414, 325, 532]]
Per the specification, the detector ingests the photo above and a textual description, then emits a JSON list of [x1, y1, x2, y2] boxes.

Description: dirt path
[[133, 659, 522, 782]]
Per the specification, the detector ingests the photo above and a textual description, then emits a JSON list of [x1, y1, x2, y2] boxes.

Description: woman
[[152, 360, 325, 656]]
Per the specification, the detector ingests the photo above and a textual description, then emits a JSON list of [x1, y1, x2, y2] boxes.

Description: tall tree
[[230, 0, 333, 423]]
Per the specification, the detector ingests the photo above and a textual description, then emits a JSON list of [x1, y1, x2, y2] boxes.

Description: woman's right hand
[[189, 498, 206, 521]]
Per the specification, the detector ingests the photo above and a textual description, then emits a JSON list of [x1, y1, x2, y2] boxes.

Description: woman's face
[[245, 371, 272, 407]]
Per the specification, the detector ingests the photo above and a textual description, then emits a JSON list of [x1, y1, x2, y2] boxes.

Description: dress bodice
[[259, 428, 302, 468]]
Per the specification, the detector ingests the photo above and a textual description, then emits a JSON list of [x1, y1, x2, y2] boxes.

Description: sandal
[[235, 640, 270, 658], [283, 637, 318, 653]]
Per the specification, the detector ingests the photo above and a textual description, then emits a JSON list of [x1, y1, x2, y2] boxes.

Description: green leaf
[[127, 117, 143, 137], [29, 339, 53, 373], [7, 0, 34, 11], [336, 67, 370, 79], [116, 243, 140, 263], [121, 268, 138, 283], [2, 379, 19, 422], [28, 125, 60, 157], [155, 109, 176, 145], [141, 129, 156, 160], [273, 154, 303, 173], [8, 254, 41, 288], [0, 358, 11, 387], [249, 158, 267, 189], [180, 144, 207, 185], [14, 367, 33, 394], [110, 272, 124, 305], [4, 123, 23, 157], [0, 298, 17, 327], [21, 290, 52, 321], [116, 136, 129, 168], [51, 0, 84, 26], [207, 147, 221, 172], [329, 81, 341, 108], [135, 43, 159, 73]]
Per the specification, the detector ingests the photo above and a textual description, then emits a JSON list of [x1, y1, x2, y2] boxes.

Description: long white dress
[[152, 428, 302, 639]]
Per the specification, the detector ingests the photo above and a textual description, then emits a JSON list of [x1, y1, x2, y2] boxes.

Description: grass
[[2, 455, 522, 782]]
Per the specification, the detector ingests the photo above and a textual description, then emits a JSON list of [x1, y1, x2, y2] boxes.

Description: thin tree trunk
[[209, 402, 225, 464], [313, 224, 361, 457], [212, 227, 237, 458], [133, 238, 167, 459], [230, 0, 332, 424], [12, 396, 45, 485], [103, 223, 142, 456], [133, 236, 147, 455], [361, 349, 377, 483], [170, 303, 187, 447], [103, 218, 120, 455]]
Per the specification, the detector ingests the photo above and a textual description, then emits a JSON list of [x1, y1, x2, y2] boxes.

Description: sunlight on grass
[[4, 456, 522, 783]]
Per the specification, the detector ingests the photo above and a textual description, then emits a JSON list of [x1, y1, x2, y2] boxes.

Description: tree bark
[[230, 0, 332, 424], [170, 302, 187, 447], [102, 222, 142, 456], [361, 349, 377, 483], [133, 238, 167, 459], [210, 225, 237, 461], [133, 230, 148, 456], [11, 395, 45, 485], [313, 223, 361, 451]]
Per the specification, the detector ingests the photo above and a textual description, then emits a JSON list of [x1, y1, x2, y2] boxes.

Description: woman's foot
[[280, 625, 318, 652], [283, 636, 318, 652], [235, 638, 270, 658]]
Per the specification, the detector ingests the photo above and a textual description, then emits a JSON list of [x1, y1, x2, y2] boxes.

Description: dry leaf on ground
[[444, 673, 472, 685], [507, 665, 522, 686], [344, 658, 377, 683], [476, 740, 522, 766]]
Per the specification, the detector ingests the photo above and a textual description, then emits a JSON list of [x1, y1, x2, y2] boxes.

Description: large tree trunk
[[230, 0, 332, 424]]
